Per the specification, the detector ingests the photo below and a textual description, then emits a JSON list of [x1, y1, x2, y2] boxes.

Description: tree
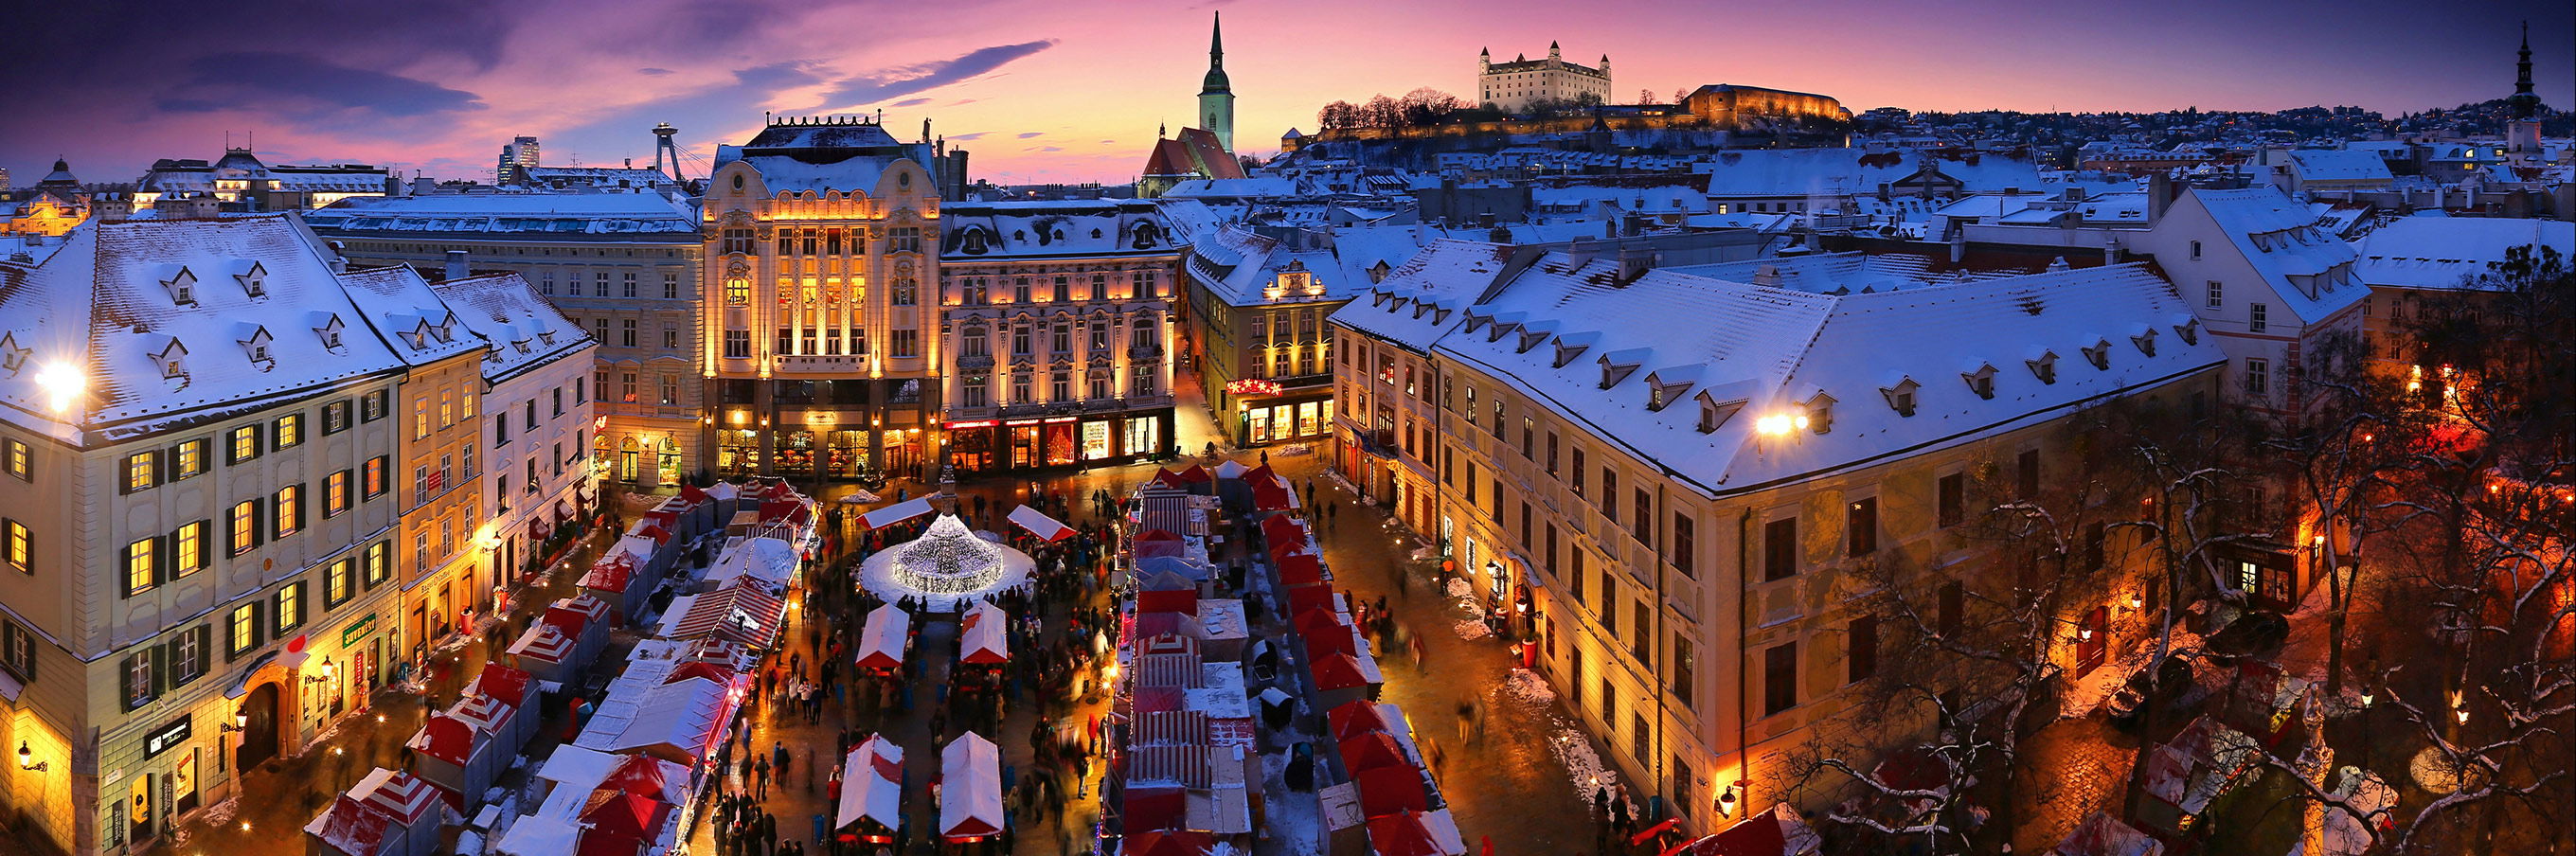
[[1316, 100, 1359, 133], [1796, 394, 2239, 853], [1637, 89, 1662, 106], [1362, 95, 1402, 132]]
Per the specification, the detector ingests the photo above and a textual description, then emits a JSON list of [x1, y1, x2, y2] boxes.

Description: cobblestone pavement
[[2010, 711, 2139, 854]]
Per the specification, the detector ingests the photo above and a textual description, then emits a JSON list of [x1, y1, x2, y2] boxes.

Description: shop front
[[945, 408, 1172, 475], [1228, 381, 1333, 447]]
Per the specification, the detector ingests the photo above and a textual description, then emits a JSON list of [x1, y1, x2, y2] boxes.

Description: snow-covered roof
[[428, 272, 592, 383], [1692, 150, 2088, 198], [304, 191, 699, 238], [1429, 245, 2225, 498], [0, 216, 410, 442], [337, 265, 481, 367], [2355, 216, 2573, 291], [1327, 240, 1509, 351], [939, 200, 1182, 260], [2288, 150, 2394, 183], [2183, 187, 2367, 324], [1666, 252, 1981, 295]]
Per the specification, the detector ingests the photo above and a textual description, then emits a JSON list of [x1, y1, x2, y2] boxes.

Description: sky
[[1, 0, 2567, 187]]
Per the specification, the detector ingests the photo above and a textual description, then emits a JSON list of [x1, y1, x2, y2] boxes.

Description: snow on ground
[[2058, 626, 2205, 719], [1259, 740, 1326, 856], [1452, 619, 1492, 640], [1494, 669, 1556, 705], [171, 795, 240, 847], [1544, 716, 1620, 797], [456, 829, 484, 855]]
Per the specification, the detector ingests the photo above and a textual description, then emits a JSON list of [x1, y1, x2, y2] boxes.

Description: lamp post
[[16, 740, 45, 772]]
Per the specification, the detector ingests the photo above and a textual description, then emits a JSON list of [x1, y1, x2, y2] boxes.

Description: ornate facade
[[701, 116, 953, 481], [937, 201, 1183, 473]]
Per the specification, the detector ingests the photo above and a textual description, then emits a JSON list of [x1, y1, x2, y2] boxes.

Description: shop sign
[[1004, 419, 1042, 427], [804, 412, 839, 426], [142, 716, 191, 759], [944, 420, 996, 429], [1043, 417, 1078, 424], [1225, 378, 1282, 397], [340, 613, 378, 647]]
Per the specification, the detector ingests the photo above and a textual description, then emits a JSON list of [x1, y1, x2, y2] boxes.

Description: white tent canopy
[[704, 537, 798, 591], [959, 601, 1009, 664], [863, 496, 938, 529], [1214, 459, 1248, 479], [856, 603, 911, 669], [836, 736, 905, 833], [938, 732, 1006, 839], [1007, 505, 1075, 542]]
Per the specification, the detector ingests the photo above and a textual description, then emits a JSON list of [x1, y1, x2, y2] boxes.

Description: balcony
[[957, 354, 995, 371], [1128, 342, 1164, 360], [775, 354, 870, 374]]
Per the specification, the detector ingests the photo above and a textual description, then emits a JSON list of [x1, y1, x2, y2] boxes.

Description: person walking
[[755, 755, 771, 799]]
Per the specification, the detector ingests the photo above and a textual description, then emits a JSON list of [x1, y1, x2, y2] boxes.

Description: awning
[[938, 732, 1005, 839], [1353, 764, 1428, 818], [958, 601, 1008, 665], [836, 736, 905, 832], [658, 581, 787, 649], [856, 603, 911, 669], [861, 496, 938, 530], [1007, 505, 1076, 542]]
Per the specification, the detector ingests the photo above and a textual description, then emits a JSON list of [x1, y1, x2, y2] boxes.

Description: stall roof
[[1009, 505, 1076, 542], [856, 603, 911, 669], [836, 736, 905, 831], [862, 496, 938, 529], [939, 732, 1006, 838]]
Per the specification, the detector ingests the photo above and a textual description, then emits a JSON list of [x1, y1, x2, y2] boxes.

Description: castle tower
[[1199, 10, 1236, 152], [1548, 40, 1561, 63], [652, 122, 685, 182]]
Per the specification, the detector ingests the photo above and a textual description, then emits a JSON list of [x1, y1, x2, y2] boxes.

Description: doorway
[[128, 774, 153, 846], [238, 683, 281, 770]]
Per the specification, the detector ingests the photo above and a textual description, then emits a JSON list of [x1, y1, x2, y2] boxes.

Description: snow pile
[[1452, 619, 1491, 640], [1495, 669, 1556, 705], [1444, 579, 1474, 600], [1545, 719, 1619, 796]]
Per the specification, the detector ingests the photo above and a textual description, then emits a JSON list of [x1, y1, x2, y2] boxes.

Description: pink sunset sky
[[1, 0, 2566, 186]]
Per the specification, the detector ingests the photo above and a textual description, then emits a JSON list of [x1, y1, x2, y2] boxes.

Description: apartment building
[[0, 216, 411, 855], [937, 200, 1184, 473], [336, 267, 491, 669], [305, 191, 705, 486], [1331, 240, 2226, 835], [1182, 226, 1354, 448], [702, 116, 959, 481], [425, 273, 597, 588]]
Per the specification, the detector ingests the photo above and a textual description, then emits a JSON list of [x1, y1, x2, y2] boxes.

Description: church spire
[[2509, 20, 2541, 118], [1210, 11, 1225, 72], [1199, 9, 1232, 97]]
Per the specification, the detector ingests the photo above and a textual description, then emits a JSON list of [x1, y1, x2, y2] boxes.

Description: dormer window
[[1696, 392, 1744, 434], [1598, 354, 1641, 390], [313, 315, 345, 349], [2173, 317, 2200, 345], [1553, 340, 1589, 368], [151, 338, 189, 379], [433, 315, 457, 344], [2027, 350, 2059, 384], [538, 330, 557, 346], [1462, 312, 1488, 334], [235, 261, 268, 298], [2082, 338, 2111, 370], [0, 332, 24, 375], [1487, 321, 1516, 344], [239, 326, 276, 368], [1517, 330, 1547, 353], [162, 266, 199, 305], [1962, 363, 1997, 400], [1645, 371, 1694, 412], [1802, 392, 1835, 434], [404, 320, 433, 349], [2130, 327, 2157, 357], [1880, 377, 1921, 417], [512, 339, 531, 354]]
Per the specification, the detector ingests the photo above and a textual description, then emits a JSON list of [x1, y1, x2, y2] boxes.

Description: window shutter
[[295, 583, 309, 628], [150, 641, 171, 698], [250, 602, 264, 651], [192, 625, 212, 678], [253, 498, 267, 547], [117, 460, 134, 496], [120, 653, 141, 710], [117, 543, 134, 598], [295, 485, 308, 532], [153, 534, 172, 584]]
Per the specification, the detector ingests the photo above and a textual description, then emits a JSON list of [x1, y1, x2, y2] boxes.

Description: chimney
[[2102, 235, 2120, 266], [1877, 182, 1891, 202], [1948, 233, 1967, 264], [1566, 237, 1596, 268], [443, 250, 469, 282], [328, 241, 348, 274], [1752, 264, 1781, 288], [1618, 243, 1651, 279], [2146, 173, 2173, 223]]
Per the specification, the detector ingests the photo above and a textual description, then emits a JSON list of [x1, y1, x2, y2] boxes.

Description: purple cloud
[[1017, 132, 1045, 138], [158, 52, 486, 117], [893, 98, 933, 107], [639, 67, 674, 76], [824, 40, 1056, 106]]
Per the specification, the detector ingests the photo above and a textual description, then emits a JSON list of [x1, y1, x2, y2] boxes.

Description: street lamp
[[17, 740, 45, 772]]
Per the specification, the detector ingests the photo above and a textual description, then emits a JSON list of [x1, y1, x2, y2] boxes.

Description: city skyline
[[1, 0, 2568, 186]]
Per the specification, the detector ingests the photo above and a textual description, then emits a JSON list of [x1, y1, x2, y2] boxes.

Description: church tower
[[1199, 10, 1236, 153], [2507, 21, 2545, 161]]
